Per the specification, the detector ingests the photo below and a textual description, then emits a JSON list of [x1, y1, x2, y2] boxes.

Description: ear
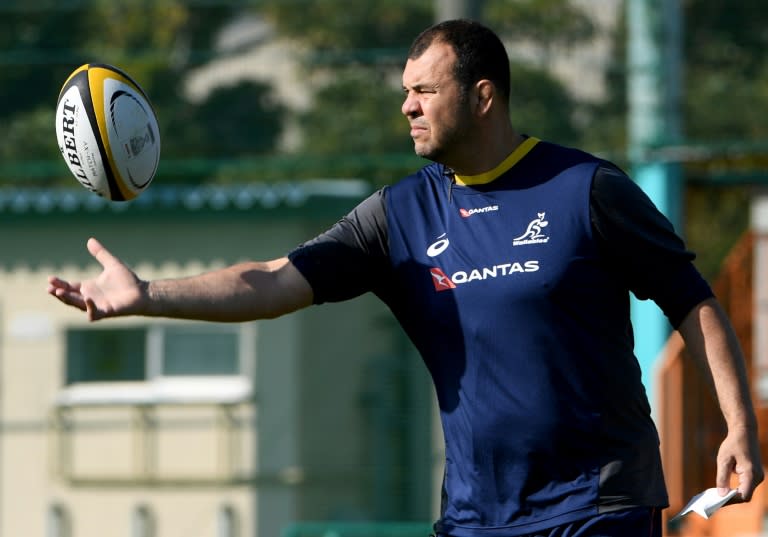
[[474, 80, 494, 116]]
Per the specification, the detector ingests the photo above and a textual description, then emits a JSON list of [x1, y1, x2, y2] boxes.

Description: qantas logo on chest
[[429, 268, 457, 290], [430, 260, 540, 292]]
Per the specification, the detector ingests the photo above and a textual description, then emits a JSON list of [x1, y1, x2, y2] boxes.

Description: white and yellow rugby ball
[[55, 63, 160, 201]]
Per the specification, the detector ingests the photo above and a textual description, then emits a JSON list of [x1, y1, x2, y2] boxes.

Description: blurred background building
[[2, 0, 768, 536]]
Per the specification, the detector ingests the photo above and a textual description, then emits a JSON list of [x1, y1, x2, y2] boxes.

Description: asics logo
[[427, 234, 450, 257]]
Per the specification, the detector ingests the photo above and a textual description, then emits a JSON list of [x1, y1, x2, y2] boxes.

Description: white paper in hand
[[670, 488, 739, 521]]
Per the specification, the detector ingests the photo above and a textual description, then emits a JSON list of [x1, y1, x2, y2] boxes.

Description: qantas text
[[431, 260, 539, 291]]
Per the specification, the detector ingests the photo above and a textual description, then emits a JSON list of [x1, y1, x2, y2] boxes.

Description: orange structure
[[657, 231, 767, 536]]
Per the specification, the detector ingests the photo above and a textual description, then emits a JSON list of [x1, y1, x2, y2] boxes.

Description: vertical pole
[[753, 199, 768, 406], [627, 0, 683, 412]]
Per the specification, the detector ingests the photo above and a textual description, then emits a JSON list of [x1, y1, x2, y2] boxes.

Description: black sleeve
[[287, 188, 390, 304], [590, 163, 714, 328]]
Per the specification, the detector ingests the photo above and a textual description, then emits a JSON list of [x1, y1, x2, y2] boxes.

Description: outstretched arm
[[47, 237, 314, 322], [677, 297, 764, 501]]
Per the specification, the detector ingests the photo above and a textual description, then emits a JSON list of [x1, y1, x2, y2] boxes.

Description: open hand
[[47, 237, 147, 321]]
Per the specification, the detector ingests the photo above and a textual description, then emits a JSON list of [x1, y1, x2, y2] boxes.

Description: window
[[150, 324, 239, 377], [66, 327, 146, 383], [61, 322, 255, 405], [66, 323, 250, 384]]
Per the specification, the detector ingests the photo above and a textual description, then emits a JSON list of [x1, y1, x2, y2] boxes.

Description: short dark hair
[[408, 19, 511, 104]]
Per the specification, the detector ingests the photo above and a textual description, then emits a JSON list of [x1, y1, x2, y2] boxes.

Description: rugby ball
[[55, 63, 160, 201]]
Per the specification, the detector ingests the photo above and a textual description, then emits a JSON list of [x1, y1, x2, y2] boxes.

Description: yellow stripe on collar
[[454, 137, 540, 186]]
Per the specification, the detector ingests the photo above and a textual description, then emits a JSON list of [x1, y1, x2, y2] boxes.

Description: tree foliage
[[0, 1, 765, 296], [0, 0, 602, 188], [295, 70, 420, 184], [259, 0, 432, 50], [0, 0, 283, 186], [680, 0, 768, 278], [10, 0, 767, 228], [507, 62, 580, 146], [258, 0, 594, 183], [485, 0, 596, 55], [684, 0, 768, 141]]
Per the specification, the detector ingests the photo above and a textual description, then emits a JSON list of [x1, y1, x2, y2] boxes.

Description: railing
[[50, 400, 256, 486]]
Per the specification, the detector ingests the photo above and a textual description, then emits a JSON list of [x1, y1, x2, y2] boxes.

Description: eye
[[403, 86, 436, 96]]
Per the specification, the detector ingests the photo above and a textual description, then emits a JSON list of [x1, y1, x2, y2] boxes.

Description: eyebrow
[[403, 83, 439, 92]]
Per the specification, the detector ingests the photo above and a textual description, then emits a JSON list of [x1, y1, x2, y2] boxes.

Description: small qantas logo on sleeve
[[459, 204, 499, 218]]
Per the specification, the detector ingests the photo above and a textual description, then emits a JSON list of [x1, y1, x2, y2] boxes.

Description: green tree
[[259, 0, 596, 182], [577, 1, 628, 161], [684, 0, 768, 140], [0, 4, 97, 174], [0, 4, 90, 120], [0, 1, 614, 189], [260, 0, 432, 50], [0, 0, 287, 187], [681, 0, 768, 279], [507, 62, 580, 146], [584, 1, 768, 279], [485, 0, 596, 56], [295, 70, 420, 185]]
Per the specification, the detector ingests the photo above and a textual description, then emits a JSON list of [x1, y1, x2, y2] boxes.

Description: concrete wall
[[0, 194, 435, 537]]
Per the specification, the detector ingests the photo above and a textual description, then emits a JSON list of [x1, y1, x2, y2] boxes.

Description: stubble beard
[[412, 96, 472, 165], [412, 122, 459, 163], [412, 122, 468, 165], [414, 141, 442, 162]]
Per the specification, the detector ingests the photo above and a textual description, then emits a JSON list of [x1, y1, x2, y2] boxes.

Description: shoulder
[[530, 139, 603, 164], [388, 163, 448, 193], [520, 139, 603, 181], [590, 161, 659, 217]]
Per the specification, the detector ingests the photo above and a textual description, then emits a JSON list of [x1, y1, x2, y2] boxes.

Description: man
[[49, 19, 762, 537]]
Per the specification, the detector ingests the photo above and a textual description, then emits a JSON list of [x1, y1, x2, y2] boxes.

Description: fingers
[[725, 466, 751, 502], [48, 239, 114, 318], [47, 276, 87, 311], [85, 296, 97, 322], [47, 275, 76, 291], [87, 237, 120, 268], [47, 276, 78, 297], [716, 458, 732, 496], [716, 444, 764, 503], [736, 461, 764, 502]]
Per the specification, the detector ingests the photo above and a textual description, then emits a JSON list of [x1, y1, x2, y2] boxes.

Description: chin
[[417, 150, 444, 164], [414, 144, 439, 161]]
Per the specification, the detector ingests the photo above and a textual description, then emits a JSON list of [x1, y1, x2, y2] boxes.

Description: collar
[[454, 137, 540, 186]]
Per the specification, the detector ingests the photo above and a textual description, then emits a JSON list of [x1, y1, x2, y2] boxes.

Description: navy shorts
[[437, 506, 662, 537], [535, 507, 662, 537]]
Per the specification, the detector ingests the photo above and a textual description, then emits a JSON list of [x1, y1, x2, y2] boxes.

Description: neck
[[449, 125, 524, 176]]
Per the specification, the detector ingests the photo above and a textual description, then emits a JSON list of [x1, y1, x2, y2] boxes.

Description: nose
[[401, 92, 421, 119]]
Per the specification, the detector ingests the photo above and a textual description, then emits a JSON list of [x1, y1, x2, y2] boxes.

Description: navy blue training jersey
[[289, 138, 713, 536]]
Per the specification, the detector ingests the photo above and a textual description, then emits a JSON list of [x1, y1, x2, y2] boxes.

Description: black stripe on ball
[[70, 67, 126, 201]]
